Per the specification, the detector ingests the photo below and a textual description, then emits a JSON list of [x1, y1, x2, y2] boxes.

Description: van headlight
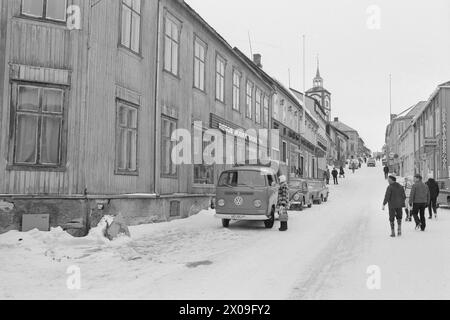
[[218, 199, 225, 207], [293, 193, 301, 201], [254, 200, 262, 208]]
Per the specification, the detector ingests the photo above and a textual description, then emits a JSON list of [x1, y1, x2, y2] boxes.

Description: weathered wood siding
[[0, 0, 158, 196], [83, 0, 158, 195], [0, 0, 90, 195], [0, 0, 8, 191]]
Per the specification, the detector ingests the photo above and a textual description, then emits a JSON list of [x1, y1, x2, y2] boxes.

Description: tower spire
[[313, 54, 323, 88], [316, 54, 321, 78]]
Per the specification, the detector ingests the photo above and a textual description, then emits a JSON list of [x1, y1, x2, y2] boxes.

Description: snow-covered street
[[1, 164, 450, 300]]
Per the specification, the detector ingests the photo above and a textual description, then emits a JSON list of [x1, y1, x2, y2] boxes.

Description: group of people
[[324, 166, 346, 185], [382, 172, 440, 238]]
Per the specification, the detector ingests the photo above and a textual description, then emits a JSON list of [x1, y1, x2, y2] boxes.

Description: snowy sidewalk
[[1, 166, 450, 300]]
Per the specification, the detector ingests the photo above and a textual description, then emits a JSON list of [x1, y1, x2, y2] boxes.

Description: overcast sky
[[186, 0, 450, 152]]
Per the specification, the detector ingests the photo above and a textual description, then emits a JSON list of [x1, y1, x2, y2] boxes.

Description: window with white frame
[[161, 117, 177, 178], [420, 120, 424, 146], [11, 83, 65, 167], [263, 95, 269, 128], [215, 55, 226, 102], [232, 70, 241, 111], [246, 81, 253, 119], [281, 141, 288, 163], [164, 14, 180, 76], [255, 88, 262, 124], [194, 37, 206, 91], [273, 98, 279, 121], [271, 130, 280, 161], [116, 101, 138, 174], [120, 0, 141, 54], [193, 125, 215, 185], [294, 111, 298, 132], [436, 106, 441, 135], [21, 0, 67, 22], [430, 108, 435, 137], [282, 104, 287, 124]]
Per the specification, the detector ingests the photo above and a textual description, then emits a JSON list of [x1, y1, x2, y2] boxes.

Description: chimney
[[253, 54, 262, 68], [334, 117, 339, 122]]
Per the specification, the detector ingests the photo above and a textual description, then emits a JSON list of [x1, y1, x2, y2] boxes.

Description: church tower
[[306, 57, 331, 121]]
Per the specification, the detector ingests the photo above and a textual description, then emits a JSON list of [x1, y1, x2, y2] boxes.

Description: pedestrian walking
[[410, 174, 430, 231], [403, 177, 412, 222], [325, 168, 331, 185], [382, 175, 406, 237], [339, 166, 345, 179], [426, 175, 440, 220], [332, 168, 339, 185], [383, 165, 389, 179], [278, 175, 289, 232]]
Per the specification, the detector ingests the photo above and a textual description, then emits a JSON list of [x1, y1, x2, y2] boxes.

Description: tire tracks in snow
[[290, 210, 371, 299], [289, 176, 374, 300]]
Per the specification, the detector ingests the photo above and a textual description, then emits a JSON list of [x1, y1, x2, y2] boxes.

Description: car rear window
[[218, 171, 267, 187], [289, 180, 302, 187]]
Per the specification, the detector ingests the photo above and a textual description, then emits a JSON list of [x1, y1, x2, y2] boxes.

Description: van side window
[[267, 175, 274, 186]]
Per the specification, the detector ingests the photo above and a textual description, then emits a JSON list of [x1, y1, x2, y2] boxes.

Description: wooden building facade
[[413, 82, 450, 179], [0, 0, 277, 234], [154, 0, 275, 197], [0, 0, 166, 234]]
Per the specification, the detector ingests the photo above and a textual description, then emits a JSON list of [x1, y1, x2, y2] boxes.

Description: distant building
[[291, 88, 328, 178], [327, 124, 349, 166], [331, 118, 360, 159], [386, 101, 426, 175], [412, 82, 450, 179]]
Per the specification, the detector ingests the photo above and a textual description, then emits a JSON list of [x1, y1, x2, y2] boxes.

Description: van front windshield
[[219, 171, 267, 188]]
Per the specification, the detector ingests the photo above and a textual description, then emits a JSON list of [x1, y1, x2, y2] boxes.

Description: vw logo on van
[[234, 196, 244, 206]]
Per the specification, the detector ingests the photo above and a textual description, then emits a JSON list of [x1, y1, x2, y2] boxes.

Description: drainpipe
[[83, 2, 93, 234], [153, 0, 162, 196]]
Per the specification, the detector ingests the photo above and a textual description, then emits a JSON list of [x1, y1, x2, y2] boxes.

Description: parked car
[[350, 159, 360, 170], [215, 165, 279, 229], [287, 179, 313, 210], [308, 180, 329, 204], [437, 179, 450, 208], [367, 158, 376, 167]]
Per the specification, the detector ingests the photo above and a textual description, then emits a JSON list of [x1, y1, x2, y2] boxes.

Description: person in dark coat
[[426, 176, 440, 219], [383, 165, 389, 179], [339, 166, 345, 178], [383, 175, 407, 237], [323, 170, 330, 185], [326, 169, 331, 185], [410, 174, 430, 231], [332, 168, 339, 185], [278, 175, 289, 232]]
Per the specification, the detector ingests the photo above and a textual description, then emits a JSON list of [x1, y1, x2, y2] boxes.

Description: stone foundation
[[0, 194, 214, 236]]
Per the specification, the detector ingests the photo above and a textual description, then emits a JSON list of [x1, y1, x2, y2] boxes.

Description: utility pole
[[248, 31, 253, 57], [300, 34, 307, 176], [288, 68, 291, 88], [389, 74, 392, 120]]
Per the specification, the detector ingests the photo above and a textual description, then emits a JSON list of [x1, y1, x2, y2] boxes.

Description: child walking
[[278, 175, 289, 232]]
